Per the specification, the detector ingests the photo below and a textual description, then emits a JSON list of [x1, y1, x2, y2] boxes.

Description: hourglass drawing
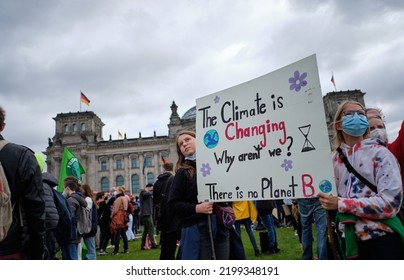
[[298, 124, 316, 152]]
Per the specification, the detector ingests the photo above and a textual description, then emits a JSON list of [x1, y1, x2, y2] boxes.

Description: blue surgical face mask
[[342, 112, 369, 137]]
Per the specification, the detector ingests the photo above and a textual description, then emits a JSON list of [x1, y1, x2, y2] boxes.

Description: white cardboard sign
[[196, 54, 336, 202]]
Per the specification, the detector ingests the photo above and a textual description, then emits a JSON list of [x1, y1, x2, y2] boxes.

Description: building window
[[116, 175, 124, 187], [147, 172, 155, 184], [101, 177, 109, 192], [81, 123, 86, 131], [101, 161, 107, 171], [64, 124, 69, 133], [116, 159, 122, 170], [143, 156, 152, 168], [131, 158, 137, 168], [72, 123, 77, 132], [131, 174, 140, 194], [142, 156, 152, 175]]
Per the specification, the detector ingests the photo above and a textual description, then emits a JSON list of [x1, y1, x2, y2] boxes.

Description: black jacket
[[153, 172, 180, 233], [42, 172, 59, 230], [153, 172, 173, 206], [167, 160, 206, 228], [0, 135, 46, 259], [139, 189, 153, 218], [97, 199, 111, 227]]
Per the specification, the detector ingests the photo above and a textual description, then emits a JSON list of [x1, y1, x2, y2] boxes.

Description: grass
[[97, 226, 304, 260]]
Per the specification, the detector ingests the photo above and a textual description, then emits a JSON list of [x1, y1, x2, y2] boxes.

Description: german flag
[[331, 74, 335, 87], [80, 92, 90, 106], [161, 155, 168, 164]]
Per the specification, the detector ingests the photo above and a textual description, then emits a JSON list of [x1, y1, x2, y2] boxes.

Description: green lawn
[[97, 226, 304, 260]]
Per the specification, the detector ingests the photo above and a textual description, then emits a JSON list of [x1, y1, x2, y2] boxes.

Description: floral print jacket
[[333, 138, 403, 241]]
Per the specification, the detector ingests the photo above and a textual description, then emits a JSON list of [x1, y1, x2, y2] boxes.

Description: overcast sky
[[1, 0, 403, 154]]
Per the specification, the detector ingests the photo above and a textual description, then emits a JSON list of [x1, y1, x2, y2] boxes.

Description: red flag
[[80, 92, 90, 106]]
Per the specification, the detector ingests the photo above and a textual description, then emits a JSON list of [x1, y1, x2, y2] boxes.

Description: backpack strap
[[336, 147, 377, 193]]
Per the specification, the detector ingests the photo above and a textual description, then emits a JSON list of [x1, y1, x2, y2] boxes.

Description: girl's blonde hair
[[117, 186, 126, 194], [332, 100, 369, 148]]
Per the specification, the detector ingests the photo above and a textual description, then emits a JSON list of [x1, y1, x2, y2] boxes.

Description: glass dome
[[182, 106, 196, 120]]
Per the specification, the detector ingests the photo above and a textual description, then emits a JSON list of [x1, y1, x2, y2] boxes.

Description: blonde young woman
[[167, 130, 230, 260], [318, 101, 403, 259]]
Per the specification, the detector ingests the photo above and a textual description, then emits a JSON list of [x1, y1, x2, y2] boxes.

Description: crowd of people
[[0, 100, 403, 260]]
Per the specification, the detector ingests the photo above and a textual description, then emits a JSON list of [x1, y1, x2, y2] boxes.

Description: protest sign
[[196, 54, 336, 202]]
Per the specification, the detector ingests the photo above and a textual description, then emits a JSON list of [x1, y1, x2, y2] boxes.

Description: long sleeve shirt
[[333, 138, 402, 241]]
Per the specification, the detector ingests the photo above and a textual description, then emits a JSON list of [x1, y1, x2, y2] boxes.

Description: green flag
[[57, 147, 85, 192]]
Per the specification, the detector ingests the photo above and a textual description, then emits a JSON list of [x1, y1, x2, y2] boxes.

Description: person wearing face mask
[[367, 107, 404, 186], [318, 101, 404, 260]]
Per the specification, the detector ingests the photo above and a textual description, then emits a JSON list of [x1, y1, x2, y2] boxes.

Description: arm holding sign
[[169, 165, 209, 223]]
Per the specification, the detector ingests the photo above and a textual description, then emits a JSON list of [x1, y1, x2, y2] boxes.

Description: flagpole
[[80, 91, 82, 112]]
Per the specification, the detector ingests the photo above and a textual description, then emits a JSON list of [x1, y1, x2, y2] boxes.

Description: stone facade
[[45, 101, 195, 195], [45, 90, 366, 194]]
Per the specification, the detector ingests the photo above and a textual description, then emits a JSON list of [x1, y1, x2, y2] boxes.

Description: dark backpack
[[52, 188, 76, 245]]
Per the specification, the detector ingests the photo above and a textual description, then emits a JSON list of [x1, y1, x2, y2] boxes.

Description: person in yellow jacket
[[232, 201, 261, 256]]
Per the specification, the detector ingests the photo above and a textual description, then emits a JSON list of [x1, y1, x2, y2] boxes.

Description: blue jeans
[[275, 200, 285, 226], [83, 236, 96, 260], [234, 218, 259, 252], [298, 198, 328, 260], [178, 215, 230, 260], [61, 243, 78, 260], [259, 214, 277, 247]]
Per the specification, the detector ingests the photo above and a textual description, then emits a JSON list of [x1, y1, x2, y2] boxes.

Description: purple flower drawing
[[200, 163, 212, 177], [281, 159, 293, 172], [214, 96, 220, 104], [289, 70, 308, 92]]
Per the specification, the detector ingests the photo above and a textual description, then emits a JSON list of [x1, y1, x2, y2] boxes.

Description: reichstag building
[[45, 90, 365, 195]]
